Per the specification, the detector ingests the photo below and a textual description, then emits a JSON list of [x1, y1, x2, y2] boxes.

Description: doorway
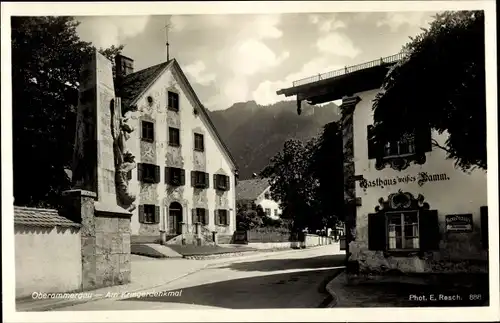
[[168, 202, 183, 235]]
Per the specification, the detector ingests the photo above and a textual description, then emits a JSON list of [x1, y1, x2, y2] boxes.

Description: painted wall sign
[[359, 172, 450, 189], [445, 214, 473, 232]]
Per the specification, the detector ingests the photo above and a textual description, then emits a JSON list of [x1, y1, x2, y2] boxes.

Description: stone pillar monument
[[63, 49, 137, 290]]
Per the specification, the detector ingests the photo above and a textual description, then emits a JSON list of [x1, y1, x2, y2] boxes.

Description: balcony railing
[[292, 52, 406, 87]]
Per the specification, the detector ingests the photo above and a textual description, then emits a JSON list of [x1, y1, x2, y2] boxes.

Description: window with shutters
[[195, 208, 207, 225], [168, 127, 180, 147], [141, 121, 155, 142], [217, 209, 229, 226], [386, 211, 419, 250], [166, 167, 185, 186], [367, 124, 432, 163], [192, 171, 208, 188], [143, 204, 156, 224], [265, 208, 271, 216], [214, 174, 229, 191], [139, 163, 160, 183], [274, 209, 278, 217], [168, 91, 179, 112], [194, 133, 204, 152]]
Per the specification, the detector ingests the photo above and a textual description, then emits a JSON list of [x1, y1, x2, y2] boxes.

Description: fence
[[292, 52, 406, 87], [247, 228, 294, 243]]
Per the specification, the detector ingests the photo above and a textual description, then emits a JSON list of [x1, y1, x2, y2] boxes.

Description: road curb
[[325, 271, 347, 308]]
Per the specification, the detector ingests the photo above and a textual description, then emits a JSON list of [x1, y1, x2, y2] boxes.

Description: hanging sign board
[[445, 214, 473, 232]]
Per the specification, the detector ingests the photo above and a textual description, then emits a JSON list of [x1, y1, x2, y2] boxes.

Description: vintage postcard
[[1, 1, 498, 322]]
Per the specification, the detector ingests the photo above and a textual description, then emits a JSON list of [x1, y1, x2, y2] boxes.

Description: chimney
[[115, 54, 134, 78]]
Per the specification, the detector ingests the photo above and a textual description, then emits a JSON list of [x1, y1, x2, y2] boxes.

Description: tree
[[11, 16, 123, 208], [236, 201, 263, 230], [260, 139, 320, 232], [309, 122, 345, 226], [372, 11, 486, 172]]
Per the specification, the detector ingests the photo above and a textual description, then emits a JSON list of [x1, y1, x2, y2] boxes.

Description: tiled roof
[[119, 60, 171, 110], [236, 178, 271, 201], [117, 58, 238, 169], [14, 206, 80, 228]]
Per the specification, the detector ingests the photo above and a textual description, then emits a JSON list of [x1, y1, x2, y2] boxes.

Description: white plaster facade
[[349, 89, 488, 273], [124, 64, 237, 238], [255, 187, 282, 219]]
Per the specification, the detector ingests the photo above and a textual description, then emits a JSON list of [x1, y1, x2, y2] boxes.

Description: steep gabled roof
[[119, 59, 237, 169], [119, 60, 172, 110], [236, 178, 271, 201]]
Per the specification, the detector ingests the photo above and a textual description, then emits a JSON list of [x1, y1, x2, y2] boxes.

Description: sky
[[76, 12, 438, 111]]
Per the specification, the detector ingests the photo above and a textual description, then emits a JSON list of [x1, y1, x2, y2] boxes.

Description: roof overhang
[[277, 63, 396, 105]]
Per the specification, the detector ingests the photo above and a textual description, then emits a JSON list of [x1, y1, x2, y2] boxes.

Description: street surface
[[56, 245, 344, 310]]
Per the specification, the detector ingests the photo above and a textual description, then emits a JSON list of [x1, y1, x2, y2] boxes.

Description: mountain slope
[[210, 100, 340, 180]]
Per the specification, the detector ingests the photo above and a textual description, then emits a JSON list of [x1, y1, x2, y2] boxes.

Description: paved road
[[56, 245, 345, 310]]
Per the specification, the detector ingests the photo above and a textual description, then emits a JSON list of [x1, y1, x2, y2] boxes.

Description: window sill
[[167, 107, 179, 112], [194, 148, 205, 153], [141, 179, 157, 184], [168, 143, 181, 147], [194, 185, 207, 189], [141, 138, 155, 143]]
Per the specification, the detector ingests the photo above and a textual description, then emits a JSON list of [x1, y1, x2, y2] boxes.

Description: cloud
[[251, 57, 345, 106], [76, 16, 150, 48], [184, 60, 216, 86], [309, 14, 347, 33], [376, 12, 434, 32], [316, 33, 361, 58]]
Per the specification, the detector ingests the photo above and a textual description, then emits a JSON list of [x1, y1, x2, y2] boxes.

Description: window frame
[[383, 133, 416, 159], [385, 210, 420, 252], [194, 133, 204, 152], [215, 174, 229, 191], [168, 127, 180, 147], [143, 204, 156, 224], [141, 120, 155, 142], [265, 208, 271, 217], [218, 209, 229, 226], [196, 208, 207, 225], [167, 91, 179, 112], [141, 163, 158, 183]]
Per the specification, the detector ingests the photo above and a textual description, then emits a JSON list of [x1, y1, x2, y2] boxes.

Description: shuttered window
[[192, 208, 208, 225], [139, 204, 159, 224], [165, 167, 185, 186], [137, 163, 160, 183], [213, 174, 230, 191], [367, 124, 432, 160], [368, 209, 439, 252], [191, 171, 209, 188], [216, 209, 229, 226]]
